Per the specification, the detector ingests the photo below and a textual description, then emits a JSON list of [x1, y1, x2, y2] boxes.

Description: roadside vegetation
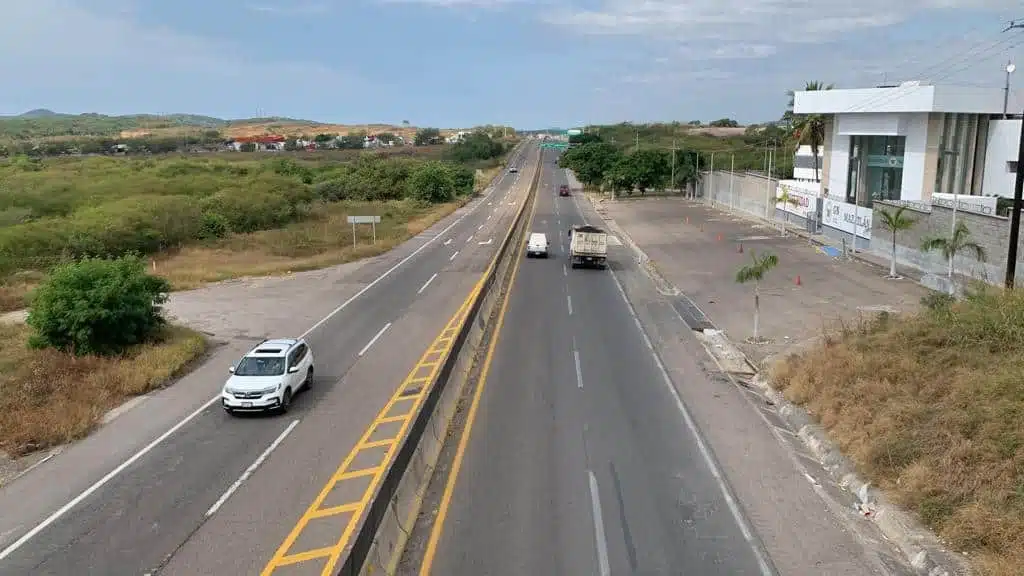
[[0, 133, 510, 311], [770, 288, 1024, 576], [0, 131, 511, 458]]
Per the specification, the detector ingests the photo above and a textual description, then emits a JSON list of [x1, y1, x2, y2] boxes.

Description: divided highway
[[411, 151, 775, 575], [0, 143, 539, 576]]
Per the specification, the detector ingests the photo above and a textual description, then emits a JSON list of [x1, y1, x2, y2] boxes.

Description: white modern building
[[790, 82, 1022, 239], [792, 144, 825, 182]]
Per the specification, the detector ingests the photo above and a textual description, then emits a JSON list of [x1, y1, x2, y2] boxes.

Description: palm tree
[[921, 220, 986, 291], [775, 188, 800, 235], [788, 81, 834, 182], [877, 206, 917, 279], [735, 251, 780, 342]]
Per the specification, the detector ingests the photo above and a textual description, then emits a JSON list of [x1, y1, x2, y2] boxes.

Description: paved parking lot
[[594, 197, 929, 365]]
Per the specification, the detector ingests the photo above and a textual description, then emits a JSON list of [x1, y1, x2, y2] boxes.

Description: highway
[[410, 152, 775, 575], [0, 143, 539, 576]]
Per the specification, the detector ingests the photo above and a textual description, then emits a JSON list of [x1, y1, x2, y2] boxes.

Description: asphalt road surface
[[413, 156, 775, 575], [0, 143, 539, 576]]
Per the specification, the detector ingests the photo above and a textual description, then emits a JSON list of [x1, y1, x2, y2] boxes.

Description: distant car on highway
[[222, 338, 315, 415], [558, 184, 570, 196], [526, 232, 549, 258], [508, 167, 518, 173]]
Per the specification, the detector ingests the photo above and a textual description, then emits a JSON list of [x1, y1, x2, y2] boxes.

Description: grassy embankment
[[0, 147, 506, 457], [771, 290, 1024, 576]]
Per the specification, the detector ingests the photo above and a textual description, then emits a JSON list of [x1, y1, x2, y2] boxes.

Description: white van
[[526, 232, 549, 258]]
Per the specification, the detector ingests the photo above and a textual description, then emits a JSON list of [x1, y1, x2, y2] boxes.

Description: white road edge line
[[477, 224, 484, 231], [607, 268, 776, 576], [449, 251, 459, 261], [574, 350, 584, 389], [588, 470, 612, 576], [0, 142, 522, 562], [443, 238, 452, 246], [359, 322, 392, 357], [417, 273, 438, 295], [567, 294, 573, 315], [205, 419, 300, 517], [563, 264, 568, 276]]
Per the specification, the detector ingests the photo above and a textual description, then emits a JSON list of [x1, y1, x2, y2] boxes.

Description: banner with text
[[822, 197, 873, 240]]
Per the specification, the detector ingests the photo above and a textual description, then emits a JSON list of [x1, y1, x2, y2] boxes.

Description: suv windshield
[[235, 356, 286, 377]]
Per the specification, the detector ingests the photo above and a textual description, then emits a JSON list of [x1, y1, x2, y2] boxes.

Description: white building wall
[[982, 119, 1021, 198], [825, 125, 850, 199], [901, 114, 929, 202]]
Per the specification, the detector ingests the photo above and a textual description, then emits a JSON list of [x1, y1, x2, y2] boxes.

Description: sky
[[0, 0, 1022, 129]]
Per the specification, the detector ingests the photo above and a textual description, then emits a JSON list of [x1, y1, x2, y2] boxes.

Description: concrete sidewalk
[[594, 197, 929, 365]]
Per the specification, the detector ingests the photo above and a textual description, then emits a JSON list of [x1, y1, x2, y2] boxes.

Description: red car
[[558, 184, 570, 196]]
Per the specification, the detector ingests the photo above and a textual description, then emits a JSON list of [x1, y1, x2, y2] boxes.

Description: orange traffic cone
[[716, 233, 722, 242], [737, 243, 743, 253], [686, 216, 690, 224], [795, 275, 802, 286]]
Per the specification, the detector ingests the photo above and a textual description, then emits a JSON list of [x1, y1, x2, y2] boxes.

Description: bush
[[27, 256, 170, 356], [407, 162, 456, 203]]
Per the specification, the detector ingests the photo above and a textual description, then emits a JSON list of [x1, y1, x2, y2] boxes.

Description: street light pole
[[1005, 60, 1016, 119]]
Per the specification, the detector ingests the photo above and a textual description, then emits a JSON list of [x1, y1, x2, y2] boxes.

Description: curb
[[747, 374, 968, 576], [580, 188, 969, 576]]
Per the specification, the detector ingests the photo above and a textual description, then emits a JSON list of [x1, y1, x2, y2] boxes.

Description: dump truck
[[567, 225, 608, 269], [558, 184, 570, 196]]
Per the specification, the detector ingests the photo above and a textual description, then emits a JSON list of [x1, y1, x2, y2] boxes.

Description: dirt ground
[[597, 197, 930, 365]]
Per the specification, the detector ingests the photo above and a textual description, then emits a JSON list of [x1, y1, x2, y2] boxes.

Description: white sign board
[[775, 183, 818, 220], [347, 215, 381, 224], [822, 197, 873, 240]]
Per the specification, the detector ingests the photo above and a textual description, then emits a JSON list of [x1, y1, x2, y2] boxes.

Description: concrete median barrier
[[336, 147, 541, 576]]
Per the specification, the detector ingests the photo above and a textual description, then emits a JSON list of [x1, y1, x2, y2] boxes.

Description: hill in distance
[[0, 110, 472, 142]]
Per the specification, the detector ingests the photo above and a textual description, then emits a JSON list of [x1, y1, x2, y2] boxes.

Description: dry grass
[[770, 289, 1024, 576], [155, 199, 465, 289], [0, 323, 207, 457]]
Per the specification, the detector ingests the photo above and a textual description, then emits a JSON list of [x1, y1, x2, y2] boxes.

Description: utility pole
[[635, 129, 640, 152], [1003, 19, 1024, 289], [670, 139, 677, 192]]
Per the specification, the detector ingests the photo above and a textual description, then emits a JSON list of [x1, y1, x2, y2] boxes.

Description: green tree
[[447, 132, 505, 162], [338, 132, 367, 150], [628, 149, 671, 193], [789, 81, 834, 181], [709, 118, 739, 128], [921, 220, 986, 289], [604, 155, 636, 195], [735, 251, 779, 342], [27, 255, 170, 356], [568, 132, 603, 145], [877, 206, 917, 279], [313, 133, 335, 144], [414, 127, 443, 146], [559, 142, 622, 188], [239, 142, 256, 152], [376, 132, 398, 145], [407, 161, 456, 203]]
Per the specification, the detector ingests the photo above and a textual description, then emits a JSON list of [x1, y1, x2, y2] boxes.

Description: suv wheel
[[304, 367, 314, 391], [279, 388, 293, 414]]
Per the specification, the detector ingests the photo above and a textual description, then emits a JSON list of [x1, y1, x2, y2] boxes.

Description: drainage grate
[[672, 296, 716, 331]]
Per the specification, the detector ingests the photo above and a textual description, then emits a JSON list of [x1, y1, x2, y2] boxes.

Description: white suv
[[222, 338, 315, 415]]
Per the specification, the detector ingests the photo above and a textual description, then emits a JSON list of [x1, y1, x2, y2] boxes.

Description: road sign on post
[[347, 215, 382, 245]]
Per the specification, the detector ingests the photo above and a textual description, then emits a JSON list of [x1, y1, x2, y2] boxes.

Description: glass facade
[[934, 113, 986, 197], [845, 135, 906, 206]]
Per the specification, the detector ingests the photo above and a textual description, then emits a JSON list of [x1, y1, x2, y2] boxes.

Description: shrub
[[407, 161, 456, 204], [449, 164, 476, 195], [27, 256, 170, 356]]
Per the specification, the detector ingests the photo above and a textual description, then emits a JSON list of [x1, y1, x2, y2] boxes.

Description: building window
[[1009, 161, 1019, 174], [935, 113, 982, 196], [847, 135, 905, 205]]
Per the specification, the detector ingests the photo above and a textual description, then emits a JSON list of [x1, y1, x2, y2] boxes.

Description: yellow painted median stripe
[[260, 285, 480, 576], [417, 173, 539, 575], [260, 157, 537, 576]]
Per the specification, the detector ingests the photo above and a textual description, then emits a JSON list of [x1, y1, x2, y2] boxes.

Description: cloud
[[0, 0, 371, 117], [377, 0, 535, 7], [246, 1, 331, 15], [543, 0, 1023, 44]]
